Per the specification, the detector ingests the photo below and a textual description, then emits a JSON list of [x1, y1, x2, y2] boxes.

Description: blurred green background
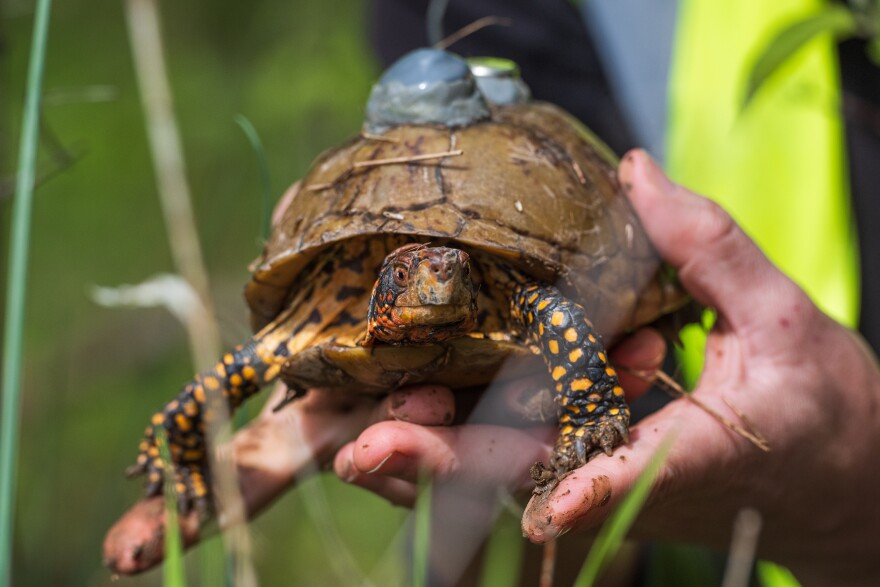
[[0, 0, 429, 584]]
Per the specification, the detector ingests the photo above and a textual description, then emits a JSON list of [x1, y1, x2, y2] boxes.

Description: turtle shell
[[246, 101, 680, 340]]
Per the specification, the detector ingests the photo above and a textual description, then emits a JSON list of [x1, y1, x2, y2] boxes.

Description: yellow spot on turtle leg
[[613, 386, 625, 397], [605, 367, 617, 377], [571, 378, 592, 391], [551, 311, 564, 326], [193, 385, 206, 403], [569, 348, 583, 362], [548, 340, 559, 354], [552, 365, 567, 380], [564, 328, 578, 342], [528, 292, 539, 304], [597, 352, 607, 363], [223, 353, 235, 365], [229, 374, 243, 387], [151, 413, 165, 426], [175, 414, 192, 432], [242, 366, 256, 380], [537, 299, 551, 311]]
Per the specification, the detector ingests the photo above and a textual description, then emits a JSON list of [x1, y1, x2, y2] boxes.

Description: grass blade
[[573, 435, 675, 587], [156, 427, 187, 587], [234, 115, 273, 242], [412, 477, 432, 587], [0, 0, 54, 581], [742, 5, 859, 110]]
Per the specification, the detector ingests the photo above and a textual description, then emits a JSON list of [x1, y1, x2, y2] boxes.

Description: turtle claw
[[547, 413, 630, 479]]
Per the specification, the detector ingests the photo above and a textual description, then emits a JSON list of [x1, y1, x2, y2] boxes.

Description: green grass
[[574, 435, 675, 587], [0, 0, 54, 581]]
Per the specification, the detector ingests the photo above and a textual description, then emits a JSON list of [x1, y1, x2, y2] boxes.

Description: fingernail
[[342, 460, 357, 483], [635, 150, 671, 192]]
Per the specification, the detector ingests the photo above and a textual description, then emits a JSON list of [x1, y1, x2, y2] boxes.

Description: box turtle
[[127, 48, 684, 512]]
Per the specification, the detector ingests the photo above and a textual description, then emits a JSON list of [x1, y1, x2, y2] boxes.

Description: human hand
[[336, 150, 880, 585], [103, 382, 462, 574]]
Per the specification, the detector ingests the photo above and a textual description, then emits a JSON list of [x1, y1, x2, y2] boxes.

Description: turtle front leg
[[126, 343, 267, 515], [511, 283, 630, 487]]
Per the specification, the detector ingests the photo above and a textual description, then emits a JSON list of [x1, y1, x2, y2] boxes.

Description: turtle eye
[[393, 265, 408, 285]]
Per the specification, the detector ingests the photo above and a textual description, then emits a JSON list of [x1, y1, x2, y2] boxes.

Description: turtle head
[[366, 244, 478, 344]]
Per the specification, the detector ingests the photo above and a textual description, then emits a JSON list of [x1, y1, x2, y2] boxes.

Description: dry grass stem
[[125, 0, 254, 582], [351, 149, 463, 168], [625, 368, 770, 452], [571, 160, 586, 185], [306, 150, 463, 192], [434, 16, 513, 50], [539, 540, 557, 587]]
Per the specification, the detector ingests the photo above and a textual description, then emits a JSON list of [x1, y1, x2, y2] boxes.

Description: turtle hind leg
[[511, 283, 631, 484], [127, 342, 270, 514]]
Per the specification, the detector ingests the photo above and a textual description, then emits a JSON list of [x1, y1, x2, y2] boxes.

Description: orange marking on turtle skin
[[229, 374, 243, 387], [588, 334, 597, 343], [552, 365, 567, 380], [242, 366, 256, 380], [571, 378, 592, 391], [605, 367, 617, 377], [569, 348, 583, 362], [587, 404, 597, 413], [151, 413, 164, 426], [528, 292, 539, 304], [551, 311, 564, 326], [539, 323, 545, 335], [597, 352, 607, 363], [193, 386, 206, 403], [202, 376, 220, 391], [548, 340, 560, 354], [183, 449, 203, 462], [537, 299, 551, 311], [613, 386, 625, 397], [148, 446, 159, 458], [223, 353, 235, 365], [175, 414, 192, 432], [564, 328, 578, 342], [264, 364, 281, 382]]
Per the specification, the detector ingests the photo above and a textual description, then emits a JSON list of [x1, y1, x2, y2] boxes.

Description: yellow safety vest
[[667, 2, 859, 585]]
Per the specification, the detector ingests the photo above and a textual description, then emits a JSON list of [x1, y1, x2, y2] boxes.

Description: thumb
[[618, 149, 804, 333]]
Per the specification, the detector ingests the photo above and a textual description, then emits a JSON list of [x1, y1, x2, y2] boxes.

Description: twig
[[626, 368, 771, 452], [306, 150, 463, 192], [721, 508, 763, 587], [571, 160, 586, 185], [435, 16, 513, 50], [539, 540, 557, 587], [352, 149, 463, 168]]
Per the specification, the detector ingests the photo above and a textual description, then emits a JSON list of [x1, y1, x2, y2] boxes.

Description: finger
[[609, 328, 667, 400], [619, 149, 810, 333], [346, 420, 555, 491], [334, 441, 419, 506], [378, 385, 456, 425], [105, 384, 379, 575], [522, 398, 738, 544]]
